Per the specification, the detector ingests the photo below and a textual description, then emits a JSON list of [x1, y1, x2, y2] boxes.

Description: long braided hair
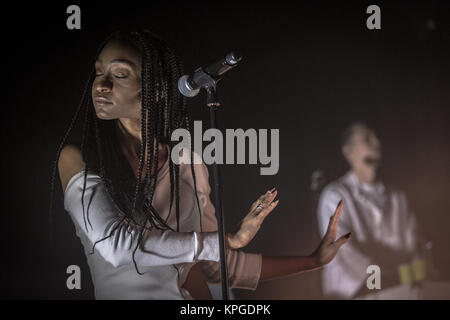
[[49, 29, 203, 274]]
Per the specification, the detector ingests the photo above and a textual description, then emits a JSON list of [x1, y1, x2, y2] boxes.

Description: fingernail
[[345, 232, 352, 239]]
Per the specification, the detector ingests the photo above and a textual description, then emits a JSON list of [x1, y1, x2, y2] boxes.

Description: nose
[[95, 78, 112, 93]]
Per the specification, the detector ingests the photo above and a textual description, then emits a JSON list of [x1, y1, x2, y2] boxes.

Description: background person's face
[[92, 39, 142, 120], [343, 125, 382, 173]]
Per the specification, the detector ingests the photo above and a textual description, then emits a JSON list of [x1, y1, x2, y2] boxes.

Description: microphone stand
[[181, 53, 242, 300], [204, 83, 230, 300]]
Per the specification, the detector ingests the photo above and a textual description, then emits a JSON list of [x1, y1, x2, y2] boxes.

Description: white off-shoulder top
[[63, 148, 262, 300]]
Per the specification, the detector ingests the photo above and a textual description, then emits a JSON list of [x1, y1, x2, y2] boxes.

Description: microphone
[[178, 52, 242, 97]]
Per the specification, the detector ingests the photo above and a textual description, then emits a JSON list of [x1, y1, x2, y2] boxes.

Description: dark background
[[1, 1, 449, 299]]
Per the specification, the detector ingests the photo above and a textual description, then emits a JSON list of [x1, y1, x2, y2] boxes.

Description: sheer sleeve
[[184, 161, 263, 291], [64, 170, 220, 268]]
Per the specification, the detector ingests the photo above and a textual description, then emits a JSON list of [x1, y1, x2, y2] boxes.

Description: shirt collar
[[346, 170, 385, 195]]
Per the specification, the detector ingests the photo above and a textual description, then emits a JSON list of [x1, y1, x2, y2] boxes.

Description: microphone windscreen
[[178, 75, 200, 97]]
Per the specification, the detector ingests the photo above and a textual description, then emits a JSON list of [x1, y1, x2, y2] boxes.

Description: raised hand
[[312, 200, 351, 267], [227, 188, 279, 249]]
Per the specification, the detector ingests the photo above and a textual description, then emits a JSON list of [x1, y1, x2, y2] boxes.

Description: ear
[[342, 144, 351, 161]]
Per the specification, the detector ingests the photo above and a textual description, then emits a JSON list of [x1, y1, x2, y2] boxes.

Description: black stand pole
[[180, 52, 243, 300], [205, 85, 230, 300]]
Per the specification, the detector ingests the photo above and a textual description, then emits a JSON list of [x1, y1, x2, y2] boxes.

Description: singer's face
[[92, 39, 142, 120], [343, 125, 382, 172]]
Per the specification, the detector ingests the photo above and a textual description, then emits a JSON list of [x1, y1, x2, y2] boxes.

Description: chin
[[95, 110, 114, 120]]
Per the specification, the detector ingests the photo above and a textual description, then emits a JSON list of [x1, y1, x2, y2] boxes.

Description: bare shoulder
[[58, 144, 86, 193]]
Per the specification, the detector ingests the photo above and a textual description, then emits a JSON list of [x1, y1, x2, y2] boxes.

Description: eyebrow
[[96, 58, 137, 68]]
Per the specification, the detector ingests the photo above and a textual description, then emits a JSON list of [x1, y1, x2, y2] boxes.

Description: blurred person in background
[[317, 122, 424, 299]]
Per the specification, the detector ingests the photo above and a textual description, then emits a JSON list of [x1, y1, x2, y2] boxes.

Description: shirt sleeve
[[183, 161, 263, 291], [398, 191, 419, 255], [64, 170, 220, 268]]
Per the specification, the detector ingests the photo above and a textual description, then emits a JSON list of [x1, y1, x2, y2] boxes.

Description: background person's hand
[[226, 188, 279, 249], [312, 200, 352, 267]]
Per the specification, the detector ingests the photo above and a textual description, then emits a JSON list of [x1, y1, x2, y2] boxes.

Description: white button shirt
[[317, 170, 418, 299]]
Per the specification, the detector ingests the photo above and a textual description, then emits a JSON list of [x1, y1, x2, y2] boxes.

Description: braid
[[80, 92, 93, 231], [49, 32, 116, 241], [168, 47, 203, 232], [48, 68, 94, 242]]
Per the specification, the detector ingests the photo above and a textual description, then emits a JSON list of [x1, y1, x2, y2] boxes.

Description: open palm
[[312, 200, 352, 266], [227, 188, 279, 249]]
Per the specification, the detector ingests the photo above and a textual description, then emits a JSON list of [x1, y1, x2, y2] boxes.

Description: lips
[[94, 96, 113, 105]]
